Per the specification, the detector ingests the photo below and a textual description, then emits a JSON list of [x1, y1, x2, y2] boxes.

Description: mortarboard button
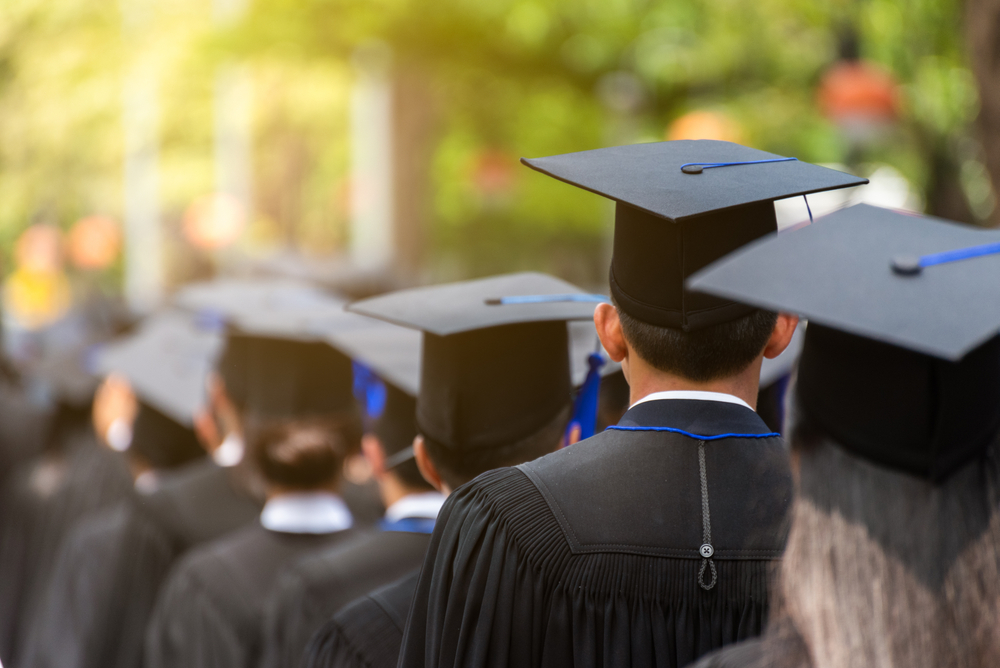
[[687, 203, 1000, 360], [687, 203, 1000, 481], [891, 255, 922, 275]]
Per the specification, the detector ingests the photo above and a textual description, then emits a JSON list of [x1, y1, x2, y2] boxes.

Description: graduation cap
[[177, 277, 414, 421], [218, 333, 357, 421], [318, 314, 422, 467], [522, 140, 867, 331], [348, 273, 600, 452], [173, 277, 347, 341], [376, 382, 419, 464], [688, 203, 1000, 480], [129, 400, 205, 470], [93, 310, 222, 426]]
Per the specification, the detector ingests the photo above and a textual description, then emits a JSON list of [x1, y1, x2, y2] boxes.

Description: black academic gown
[[145, 521, 357, 668], [18, 458, 261, 668], [306, 570, 419, 668], [0, 430, 132, 665], [260, 520, 435, 668], [691, 616, 811, 668], [399, 399, 794, 668]]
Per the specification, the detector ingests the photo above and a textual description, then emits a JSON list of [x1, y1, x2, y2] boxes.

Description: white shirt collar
[[384, 492, 446, 523], [630, 390, 753, 411], [260, 492, 353, 534]]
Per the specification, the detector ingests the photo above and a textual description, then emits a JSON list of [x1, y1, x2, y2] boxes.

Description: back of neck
[[625, 354, 763, 410]]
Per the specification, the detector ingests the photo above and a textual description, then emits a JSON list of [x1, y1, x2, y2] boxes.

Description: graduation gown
[[691, 616, 811, 668], [18, 458, 261, 668], [305, 570, 419, 668], [0, 430, 132, 665], [399, 399, 794, 668], [145, 522, 357, 668], [0, 377, 50, 482], [260, 522, 434, 668]]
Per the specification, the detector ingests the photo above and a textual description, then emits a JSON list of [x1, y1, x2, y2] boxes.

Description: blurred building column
[[122, 0, 163, 312], [349, 43, 395, 271], [966, 0, 1000, 226], [391, 67, 436, 278], [213, 0, 253, 237]]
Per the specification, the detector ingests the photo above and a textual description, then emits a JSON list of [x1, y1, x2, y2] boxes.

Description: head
[[218, 333, 363, 464], [126, 401, 206, 477], [190, 370, 245, 461], [595, 296, 797, 404], [250, 418, 357, 497], [764, 398, 1000, 668], [361, 384, 433, 506], [413, 403, 570, 495]]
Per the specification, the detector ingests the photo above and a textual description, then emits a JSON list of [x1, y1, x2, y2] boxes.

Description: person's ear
[[207, 372, 242, 437], [594, 303, 627, 364], [413, 435, 449, 495], [763, 314, 800, 359], [361, 434, 387, 479], [192, 409, 221, 454]]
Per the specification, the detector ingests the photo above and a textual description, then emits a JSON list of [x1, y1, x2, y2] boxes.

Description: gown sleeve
[[19, 502, 176, 668], [398, 468, 549, 668], [305, 571, 418, 668], [258, 566, 316, 668], [144, 557, 247, 668], [304, 617, 369, 668]]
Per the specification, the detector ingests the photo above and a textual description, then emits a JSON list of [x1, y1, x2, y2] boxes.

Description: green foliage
[[0, 0, 987, 286]]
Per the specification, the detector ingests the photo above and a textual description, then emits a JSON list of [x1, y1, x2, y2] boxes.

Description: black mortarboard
[[348, 273, 599, 451], [522, 140, 867, 331], [174, 277, 347, 341], [130, 400, 205, 469], [176, 277, 378, 421], [94, 311, 222, 426], [374, 382, 418, 458], [224, 332, 357, 421], [316, 314, 422, 397], [688, 204, 1000, 481]]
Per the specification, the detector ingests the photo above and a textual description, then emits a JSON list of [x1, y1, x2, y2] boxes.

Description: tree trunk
[[967, 0, 1000, 226]]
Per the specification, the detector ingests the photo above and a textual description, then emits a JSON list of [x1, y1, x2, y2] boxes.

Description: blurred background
[[0, 0, 997, 347]]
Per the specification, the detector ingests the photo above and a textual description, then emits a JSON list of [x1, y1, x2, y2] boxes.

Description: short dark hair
[[251, 416, 359, 490], [388, 453, 435, 492], [423, 404, 571, 490], [614, 296, 778, 382]]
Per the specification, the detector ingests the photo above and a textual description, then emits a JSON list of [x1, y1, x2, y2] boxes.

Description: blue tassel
[[352, 361, 387, 426], [566, 351, 606, 443]]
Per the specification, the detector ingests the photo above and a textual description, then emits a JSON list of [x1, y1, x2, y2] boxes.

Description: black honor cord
[[697, 441, 717, 591]]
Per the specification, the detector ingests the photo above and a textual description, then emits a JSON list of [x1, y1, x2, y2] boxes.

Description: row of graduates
[[0, 273, 642, 668], [4, 138, 1000, 668]]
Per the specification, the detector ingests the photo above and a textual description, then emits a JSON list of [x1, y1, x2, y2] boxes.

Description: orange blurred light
[[183, 193, 246, 250], [472, 150, 516, 196], [666, 111, 744, 143], [15, 224, 64, 273], [68, 215, 120, 270], [818, 61, 898, 123]]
